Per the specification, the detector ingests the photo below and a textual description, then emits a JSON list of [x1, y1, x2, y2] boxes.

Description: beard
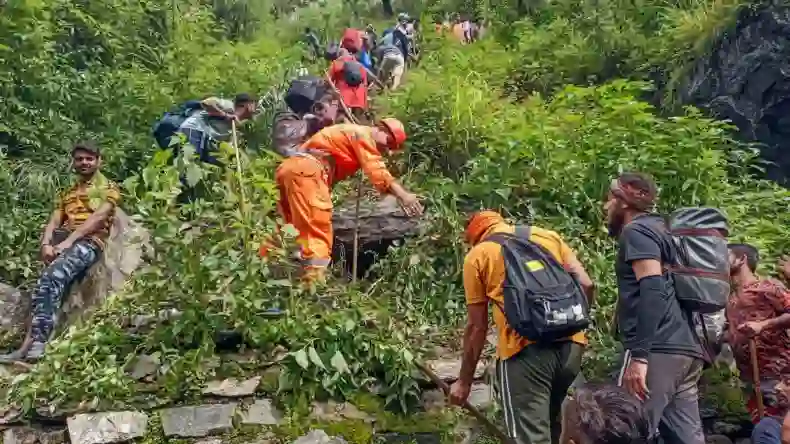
[[607, 206, 626, 238]]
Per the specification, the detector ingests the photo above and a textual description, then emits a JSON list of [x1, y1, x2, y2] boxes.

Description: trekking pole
[[750, 338, 765, 419], [363, 65, 386, 90], [324, 74, 363, 283], [230, 121, 249, 223], [414, 361, 514, 444]]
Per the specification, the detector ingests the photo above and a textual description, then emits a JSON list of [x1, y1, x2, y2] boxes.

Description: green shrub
[[3, 0, 788, 422], [371, 36, 790, 382]]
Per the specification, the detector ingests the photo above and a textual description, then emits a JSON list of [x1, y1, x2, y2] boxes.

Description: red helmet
[[378, 118, 407, 149]]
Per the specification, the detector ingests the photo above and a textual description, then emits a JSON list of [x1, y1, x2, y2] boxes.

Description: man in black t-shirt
[[604, 172, 706, 444]]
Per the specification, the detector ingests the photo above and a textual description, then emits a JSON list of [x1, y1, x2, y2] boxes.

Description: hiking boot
[[24, 342, 46, 361]]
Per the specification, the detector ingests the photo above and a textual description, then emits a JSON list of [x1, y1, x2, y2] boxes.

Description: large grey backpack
[[666, 207, 730, 314]]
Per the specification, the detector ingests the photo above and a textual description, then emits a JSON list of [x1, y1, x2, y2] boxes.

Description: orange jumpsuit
[[274, 124, 396, 275]]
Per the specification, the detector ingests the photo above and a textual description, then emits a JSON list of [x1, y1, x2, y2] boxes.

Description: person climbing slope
[[450, 210, 595, 444], [327, 47, 368, 122], [374, 38, 406, 90], [269, 120, 423, 283], [303, 27, 322, 60]]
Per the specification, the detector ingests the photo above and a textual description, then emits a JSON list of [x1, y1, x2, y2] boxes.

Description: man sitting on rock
[[23, 141, 121, 360]]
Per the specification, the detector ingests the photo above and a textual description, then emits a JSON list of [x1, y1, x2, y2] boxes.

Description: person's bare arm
[[458, 303, 488, 385], [57, 202, 114, 249], [40, 209, 64, 248], [759, 313, 790, 332], [565, 253, 596, 304], [632, 258, 663, 279], [741, 285, 790, 336]]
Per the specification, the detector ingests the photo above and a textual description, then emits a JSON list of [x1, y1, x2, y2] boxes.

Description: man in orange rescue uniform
[[449, 211, 596, 444], [271, 119, 423, 282]]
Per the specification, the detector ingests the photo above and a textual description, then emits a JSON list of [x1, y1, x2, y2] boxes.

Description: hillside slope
[[1, 0, 790, 443]]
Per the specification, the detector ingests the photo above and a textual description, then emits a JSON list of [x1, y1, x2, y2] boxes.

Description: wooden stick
[[750, 338, 764, 419], [324, 72, 359, 123], [324, 73, 363, 283], [230, 120, 247, 220], [414, 361, 514, 444], [351, 181, 363, 283], [363, 65, 386, 90]]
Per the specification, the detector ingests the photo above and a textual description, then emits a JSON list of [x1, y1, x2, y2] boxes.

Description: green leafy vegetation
[[0, 0, 785, 434]]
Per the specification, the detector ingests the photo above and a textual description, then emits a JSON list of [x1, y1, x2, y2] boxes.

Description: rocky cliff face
[[679, 3, 790, 185]]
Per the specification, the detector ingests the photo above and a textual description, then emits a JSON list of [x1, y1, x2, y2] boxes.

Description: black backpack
[[324, 43, 340, 61], [285, 76, 327, 115], [485, 226, 590, 342], [152, 100, 203, 149], [665, 208, 730, 313], [342, 60, 365, 87], [631, 208, 730, 314]]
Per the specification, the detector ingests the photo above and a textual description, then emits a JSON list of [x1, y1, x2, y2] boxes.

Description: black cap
[[71, 140, 101, 157], [234, 93, 255, 106]]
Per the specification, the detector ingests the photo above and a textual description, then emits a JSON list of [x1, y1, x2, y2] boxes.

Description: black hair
[[571, 383, 651, 444], [234, 93, 255, 107], [71, 140, 101, 157], [618, 172, 658, 200], [728, 243, 760, 272]]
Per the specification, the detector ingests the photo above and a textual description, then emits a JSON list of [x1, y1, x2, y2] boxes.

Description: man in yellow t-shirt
[[449, 210, 596, 444], [26, 141, 121, 360]]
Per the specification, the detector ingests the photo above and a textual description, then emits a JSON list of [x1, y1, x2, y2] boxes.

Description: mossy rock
[[699, 365, 749, 420]]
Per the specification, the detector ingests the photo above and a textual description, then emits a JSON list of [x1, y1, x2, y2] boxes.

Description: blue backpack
[[152, 100, 203, 149], [357, 50, 372, 70]]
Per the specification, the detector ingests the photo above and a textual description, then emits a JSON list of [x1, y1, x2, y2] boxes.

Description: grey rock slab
[[424, 359, 485, 382], [292, 430, 348, 444], [420, 383, 492, 411], [310, 401, 373, 422], [244, 431, 276, 444], [309, 401, 373, 423], [452, 420, 481, 444], [203, 376, 261, 397], [0, 404, 23, 425], [241, 399, 282, 425], [0, 283, 29, 334], [128, 354, 160, 380], [160, 404, 237, 437], [332, 194, 427, 245], [67, 411, 148, 444], [467, 383, 493, 409], [420, 389, 446, 412], [194, 439, 224, 444], [3, 427, 67, 444], [373, 432, 441, 444]]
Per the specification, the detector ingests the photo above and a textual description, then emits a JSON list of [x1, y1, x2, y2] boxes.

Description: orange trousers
[[273, 155, 333, 273]]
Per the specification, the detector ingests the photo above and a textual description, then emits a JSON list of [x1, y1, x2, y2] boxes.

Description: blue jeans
[[753, 417, 782, 444], [31, 239, 100, 342], [180, 128, 221, 165]]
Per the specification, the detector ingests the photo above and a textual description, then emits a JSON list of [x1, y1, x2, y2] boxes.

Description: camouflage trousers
[[31, 239, 100, 342]]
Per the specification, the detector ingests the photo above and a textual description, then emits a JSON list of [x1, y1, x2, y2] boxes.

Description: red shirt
[[726, 279, 790, 421], [329, 55, 368, 109]]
